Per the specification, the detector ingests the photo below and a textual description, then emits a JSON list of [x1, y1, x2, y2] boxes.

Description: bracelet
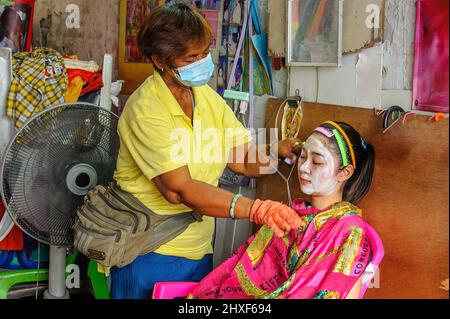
[[229, 194, 243, 220]]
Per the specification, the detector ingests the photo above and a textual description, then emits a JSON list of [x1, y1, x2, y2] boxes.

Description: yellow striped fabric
[[7, 48, 68, 128]]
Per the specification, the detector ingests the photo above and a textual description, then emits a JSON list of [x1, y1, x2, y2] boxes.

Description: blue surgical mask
[[173, 53, 215, 87]]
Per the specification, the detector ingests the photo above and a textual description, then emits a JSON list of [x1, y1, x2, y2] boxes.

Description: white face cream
[[298, 135, 340, 196]]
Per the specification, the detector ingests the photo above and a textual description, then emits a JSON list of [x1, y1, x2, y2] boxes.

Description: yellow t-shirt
[[114, 72, 252, 260]]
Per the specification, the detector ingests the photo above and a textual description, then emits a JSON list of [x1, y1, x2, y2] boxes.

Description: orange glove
[[250, 199, 305, 237]]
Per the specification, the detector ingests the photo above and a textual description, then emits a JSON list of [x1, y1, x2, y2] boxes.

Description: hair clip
[[332, 129, 351, 167], [324, 121, 356, 170], [360, 138, 367, 150]]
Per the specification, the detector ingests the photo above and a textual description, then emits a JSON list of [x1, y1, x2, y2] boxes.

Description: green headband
[[332, 129, 351, 167]]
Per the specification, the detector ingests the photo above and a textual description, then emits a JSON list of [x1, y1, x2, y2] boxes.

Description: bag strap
[[191, 212, 203, 222], [109, 181, 203, 223]]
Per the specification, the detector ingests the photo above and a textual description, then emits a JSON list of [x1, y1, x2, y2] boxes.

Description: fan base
[[44, 289, 70, 299]]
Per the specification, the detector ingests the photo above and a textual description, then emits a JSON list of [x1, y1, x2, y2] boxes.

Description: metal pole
[[44, 245, 69, 299]]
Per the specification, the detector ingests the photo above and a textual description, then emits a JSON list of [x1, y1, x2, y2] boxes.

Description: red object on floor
[[0, 200, 24, 251]]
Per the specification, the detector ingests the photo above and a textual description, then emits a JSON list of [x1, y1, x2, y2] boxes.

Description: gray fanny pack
[[73, 182, 202, 268]]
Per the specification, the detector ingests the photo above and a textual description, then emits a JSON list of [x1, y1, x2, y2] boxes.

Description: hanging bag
[[73, 182, 203, 268]]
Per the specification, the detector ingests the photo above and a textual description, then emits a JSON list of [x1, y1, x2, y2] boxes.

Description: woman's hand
[[272, 138, 304, 164], [250, 199, 305, 237]]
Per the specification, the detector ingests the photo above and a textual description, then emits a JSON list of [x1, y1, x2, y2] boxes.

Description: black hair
[[315, 122, 376, 205]]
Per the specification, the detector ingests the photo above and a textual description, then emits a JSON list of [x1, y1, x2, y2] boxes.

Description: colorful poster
[[220, 24, 241, 57], [218, 55, 242, 90], [0, 0, 34, 53], [228, 56, 243, 90], [125, 0, 157, 63], [165, 0, 221, 10], [200, 9, 220, 49], [413, 0, 449, 113], [223, 0, 243, 24], [204, 0, 222, 10]]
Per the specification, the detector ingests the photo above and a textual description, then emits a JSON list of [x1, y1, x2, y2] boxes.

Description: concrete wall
[[32, 0, 120, 79], [382, 0, 416, 91]]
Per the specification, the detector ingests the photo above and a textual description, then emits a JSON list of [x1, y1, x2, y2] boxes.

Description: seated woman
[[187, 121, 376, 299]]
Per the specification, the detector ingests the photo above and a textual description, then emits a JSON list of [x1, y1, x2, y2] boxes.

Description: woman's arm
[[227, 139, 301, 178], [153, 166, 305, 236], [346, 277, 362, 299], [153, 166, 254, 219]]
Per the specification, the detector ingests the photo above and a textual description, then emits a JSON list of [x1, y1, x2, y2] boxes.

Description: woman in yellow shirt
[[112, 3, 304, 299]]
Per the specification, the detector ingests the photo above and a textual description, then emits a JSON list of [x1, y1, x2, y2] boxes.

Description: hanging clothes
[[6, 48, 68, 128], [63, 57, 100, 73], [248, 33, 272, 95], [79, 69, 103, 96], [66, 68, 103, 101], [242, 0, 273, 96], [64, 76, 84, 103], [63, 53, 103, 103]]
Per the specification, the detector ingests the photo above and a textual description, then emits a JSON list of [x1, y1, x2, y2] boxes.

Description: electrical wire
[[264, 98, 304, 206]]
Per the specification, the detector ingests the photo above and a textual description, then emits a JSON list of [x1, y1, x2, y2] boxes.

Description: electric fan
[[0, 102, 119, 299]]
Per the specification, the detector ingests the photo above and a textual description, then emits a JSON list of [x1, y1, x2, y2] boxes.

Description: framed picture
[[0, 0, 35, 53], [286, 0, 343, 67]]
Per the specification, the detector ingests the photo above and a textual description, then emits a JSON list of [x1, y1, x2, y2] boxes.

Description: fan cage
[[0, 103, 120, 246]]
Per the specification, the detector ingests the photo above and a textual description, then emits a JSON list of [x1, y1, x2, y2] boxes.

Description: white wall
[[288, 44, 384, 109]]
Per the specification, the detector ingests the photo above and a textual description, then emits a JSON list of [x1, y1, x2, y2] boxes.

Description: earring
[[161, 68, 164, 73]]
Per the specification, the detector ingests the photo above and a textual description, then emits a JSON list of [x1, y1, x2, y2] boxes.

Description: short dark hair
[[313, 122, 376, 205], [138, 3, 212, 71]]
